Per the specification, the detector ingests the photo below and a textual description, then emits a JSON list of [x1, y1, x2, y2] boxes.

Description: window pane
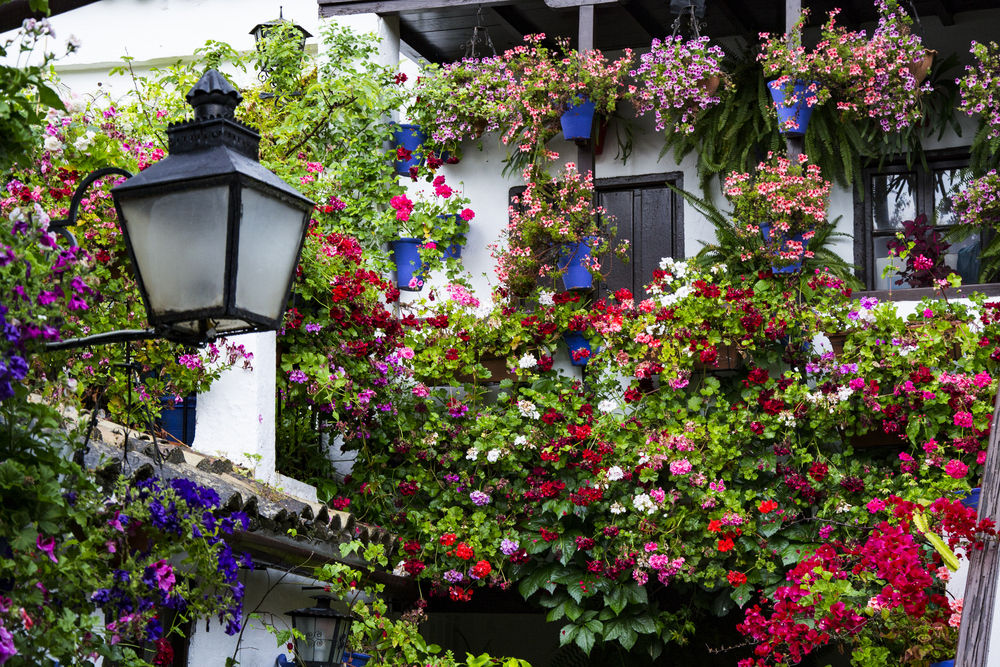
[[933, 168, 964, 226], [871, 173, 916, 231], [944, 230, 982, 286], [873, 235, 911, 290]]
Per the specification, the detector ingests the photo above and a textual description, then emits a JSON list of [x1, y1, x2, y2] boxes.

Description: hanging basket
[[767, 80, 820, 136], [560, 98, 596, 141], [908, 49, 937, 86]]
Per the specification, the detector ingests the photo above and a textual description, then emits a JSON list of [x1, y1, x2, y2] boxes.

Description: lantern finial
[[186, 69, 243, 121]]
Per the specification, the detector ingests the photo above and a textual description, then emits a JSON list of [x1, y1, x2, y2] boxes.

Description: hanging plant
[[632, 35, 728, 135]]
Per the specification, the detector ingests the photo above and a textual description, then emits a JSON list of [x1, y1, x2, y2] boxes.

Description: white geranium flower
[[598, 399, 617, 413], [465, 447, 479, 461], [518, 353, 536, 369], [513, 435, 528, 448], [73, 130, 96, 151], [517, 400, 539, 419], [633, 493, 655, 514], [486, 448, 502, 463], [606, 466, 624, 481], [538, 290, 555, 306], [43, 135, 63, 152], [610, 502, 626, 515]]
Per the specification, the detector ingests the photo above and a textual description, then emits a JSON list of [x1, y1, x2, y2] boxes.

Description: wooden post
[[784, 0, 803, 161], [956, 384, 1000, 666], [576, 3, 595, 175]]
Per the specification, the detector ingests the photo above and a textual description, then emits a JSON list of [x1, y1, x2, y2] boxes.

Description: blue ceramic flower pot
[[930, 660, 954, 667], [760, 223, 807, 274], [436, 214, 467, 259], [557, 238, 597, 290], [390, 238, 425, 291], [563, 332, 592, 367], [961, 487, 981, 511], [560, 98, 596, 140], [345, 652, 372, 667], [392, 123, 426, 176], [767, 80, 820, 136]]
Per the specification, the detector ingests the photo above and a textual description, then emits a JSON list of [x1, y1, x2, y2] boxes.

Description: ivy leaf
[[731, 583, 753, 608]]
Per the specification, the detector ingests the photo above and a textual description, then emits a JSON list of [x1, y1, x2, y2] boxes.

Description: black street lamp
[[285, 595, 355, 666], [103, 69, 313, 345], [249, 13, 312, 55]]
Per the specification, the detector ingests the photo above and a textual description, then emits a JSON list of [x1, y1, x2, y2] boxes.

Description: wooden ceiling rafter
[[398, 16, 449, 63]]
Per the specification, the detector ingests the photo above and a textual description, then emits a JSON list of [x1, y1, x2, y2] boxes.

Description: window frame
[[854, 148, 971, 289]]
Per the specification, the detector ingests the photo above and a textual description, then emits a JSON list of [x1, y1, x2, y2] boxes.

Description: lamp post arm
[[45, 328, 159, 351], [49, 166, 133, 246]]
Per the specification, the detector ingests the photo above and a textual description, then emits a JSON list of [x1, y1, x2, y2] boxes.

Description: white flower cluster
[[466, 447, 479, 461], [633, 493, 656, 514], [538, 290, 555, 306], [606, 465, 624, 481], [486, 448, 504, 463], [518, 353, 536, 369], [517, 400, 540, 419], [597, 398, 617, 413]]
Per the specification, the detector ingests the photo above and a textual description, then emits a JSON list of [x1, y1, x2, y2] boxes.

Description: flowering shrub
[[332, 257, 999, 659], [759, 1, 931, 132], [723, 153, 831, 267], [0, 400, 250, 665], [738, 496, 993, 666], [959, 40, 1000, 138], [632, 35, 727, 135]]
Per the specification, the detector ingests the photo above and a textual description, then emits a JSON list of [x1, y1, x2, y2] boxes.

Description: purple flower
[[304, 323, 323, 333], [469, 491, 490, 506], [859, 296, 879, 309], [288, 370, 308, 384], [0, 624, 16, 665], [36, 534, 57, 563], [443, 569, 463, 583], [500, 539, 519, 555]]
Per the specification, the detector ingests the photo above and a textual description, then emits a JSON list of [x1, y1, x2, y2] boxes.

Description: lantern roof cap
[[186, 69, 243, 121]]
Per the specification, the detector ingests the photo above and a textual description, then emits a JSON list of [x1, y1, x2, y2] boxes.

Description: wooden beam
[[935, 0, 956, 26], [543, 0, 619, 6], [398, 17, 449, 64], [491, 4, 554, 48], [484, 6, 525, 43], [620, 0, 663, 40], [0, 0, 101, 32], [715, 0, 761, 36], [319, 0, 511, 18], [955, 384, 1000, 666]]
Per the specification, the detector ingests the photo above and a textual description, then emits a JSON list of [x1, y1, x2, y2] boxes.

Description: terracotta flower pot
[[699, 75, 721, 96], [908, 49, 937, 86]]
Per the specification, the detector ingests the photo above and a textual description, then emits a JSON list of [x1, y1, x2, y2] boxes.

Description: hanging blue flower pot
[[961, 487, 981, 511], [560, 97, 596, 140], [563, 332, 592, 367], [767, 80, 820, 136], [345, 652, 372, 667], [557, 237, 598, 290], [392, 124, 426, 176], [930, 661, 954, 667], [436, 213, 467, 259], [390, 238, 425, 291], [760, 223, 808, 274]]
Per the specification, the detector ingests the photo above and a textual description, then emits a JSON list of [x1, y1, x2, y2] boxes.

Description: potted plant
[[383, 174, 476, 290], [759, 1, 931, 135], [493, 163, 617, 296], [409, 57, 507, 157], [632, 34, 728, 135], [489, 34, 633, 152], [885, 214, 956, 288], [391, 123, 426, 177], [723, 153, 832, 273]]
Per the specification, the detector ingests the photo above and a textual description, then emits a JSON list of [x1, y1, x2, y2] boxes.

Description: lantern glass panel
[[294, 615, 337, 663], [236, 188, 308, 322], [117, 185, 230, 316]]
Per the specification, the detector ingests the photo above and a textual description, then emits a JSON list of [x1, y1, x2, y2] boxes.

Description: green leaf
[[558, 624, 579, 647], [630, 614, 656, 635], [731, 583, 753, 608], [605, 586, 627, 615], [574, 627, 595, 655], [35, 82, 64, 111]]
